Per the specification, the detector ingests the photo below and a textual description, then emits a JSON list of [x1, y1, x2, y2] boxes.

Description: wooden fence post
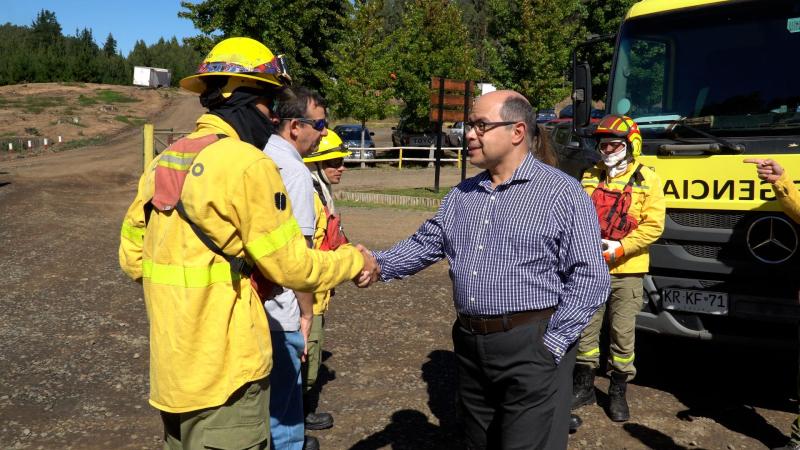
[[143, 124, 154, 172]]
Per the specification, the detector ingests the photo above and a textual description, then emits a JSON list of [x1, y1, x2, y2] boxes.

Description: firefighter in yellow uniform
[[301, 129, 351, 431], [572, 115, 665, 422], [744, 157, 800, 450], [119, 38, 369, 450]]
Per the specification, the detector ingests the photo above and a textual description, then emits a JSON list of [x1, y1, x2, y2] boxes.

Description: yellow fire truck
[[572, 0, 800, 343]]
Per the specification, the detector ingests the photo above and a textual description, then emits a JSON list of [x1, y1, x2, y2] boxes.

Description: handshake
[[354, 244, 381, 288]]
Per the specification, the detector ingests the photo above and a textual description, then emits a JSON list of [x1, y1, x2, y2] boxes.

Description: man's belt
[[457, 308, 555, 335]]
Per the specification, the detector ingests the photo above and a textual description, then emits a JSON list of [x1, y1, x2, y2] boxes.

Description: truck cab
[[573, 0, 800, 344]]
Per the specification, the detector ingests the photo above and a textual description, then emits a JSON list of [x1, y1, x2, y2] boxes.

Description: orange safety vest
[[590, 164, 643, 241]]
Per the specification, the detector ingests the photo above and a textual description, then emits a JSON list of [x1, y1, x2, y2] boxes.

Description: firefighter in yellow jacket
[[118, 38, 372, 449], [572, 115, 665, 422]]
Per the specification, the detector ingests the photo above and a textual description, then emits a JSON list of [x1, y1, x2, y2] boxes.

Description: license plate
[[661, 288, 729, 315]]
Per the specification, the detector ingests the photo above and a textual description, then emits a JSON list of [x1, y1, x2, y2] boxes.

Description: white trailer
[[133, 66, 171, 88]]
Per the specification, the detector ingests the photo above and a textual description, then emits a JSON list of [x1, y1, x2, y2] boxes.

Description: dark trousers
[[453, 318, 576, 450]]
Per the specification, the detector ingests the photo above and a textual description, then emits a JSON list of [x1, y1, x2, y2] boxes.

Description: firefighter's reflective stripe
[[142, 260, 243, 287], [245, 219, 301, 259], [120, 222, 145, 246], [612, 352, 635, 364], [582, 180, 650, 191], [158, 151, 200, 171], [579, 347, 601, 357]]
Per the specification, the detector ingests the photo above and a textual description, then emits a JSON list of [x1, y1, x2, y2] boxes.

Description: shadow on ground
[[629, 332, 796, 448], [349, 350, 462, 450]]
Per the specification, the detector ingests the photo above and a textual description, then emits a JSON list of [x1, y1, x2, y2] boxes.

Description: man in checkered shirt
[[371, 90, 610, 449]]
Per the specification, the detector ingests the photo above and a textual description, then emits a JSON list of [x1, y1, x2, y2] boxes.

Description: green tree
[[31, 9, 62, 46], [127, 39, 151, 67], [384, 0, 482, 128], [325, 0, 396, 132], [66, 28, 101, 82], [581, 0, 637, 103], [102, 33, 117, 56], [486, 0, 582, 109], [179, 0, 349, 92]]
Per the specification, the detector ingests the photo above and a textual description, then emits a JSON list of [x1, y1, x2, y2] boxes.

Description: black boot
[[569, 414, 582, 433], [305, 411, 334, 430], [304, 395, 334, 430], [571, 364, 596, 410], [303, 435, 320, 450], [607, 371, 630, 422]]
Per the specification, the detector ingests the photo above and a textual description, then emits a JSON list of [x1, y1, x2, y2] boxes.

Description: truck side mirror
[[572, 62, 592, 134]]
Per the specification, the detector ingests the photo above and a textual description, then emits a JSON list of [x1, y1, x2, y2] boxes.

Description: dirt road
[[0, 95, 797, 449]]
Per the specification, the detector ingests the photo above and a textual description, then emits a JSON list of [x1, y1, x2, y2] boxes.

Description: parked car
[[391, 118, 442, 148], [332, 124, 376, 160], [545, 107, 603, 130], [446, 121, 465, 146], [536, 109, 557, 123], [556, 104, 604, 120]]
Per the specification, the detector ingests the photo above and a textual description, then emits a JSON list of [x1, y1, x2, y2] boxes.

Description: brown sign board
[[430, 77, 475, 93], [429, 93, 469, 107], [429, 109, 467, 122]]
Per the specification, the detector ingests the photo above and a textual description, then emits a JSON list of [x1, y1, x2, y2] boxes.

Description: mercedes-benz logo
[[746, 216, 798, 264]]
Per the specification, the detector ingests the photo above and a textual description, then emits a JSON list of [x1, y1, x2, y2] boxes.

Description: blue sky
[[4, 1, 200, 56]]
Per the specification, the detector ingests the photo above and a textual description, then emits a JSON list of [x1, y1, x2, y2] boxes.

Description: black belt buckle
[[231, 257, 253, 277]]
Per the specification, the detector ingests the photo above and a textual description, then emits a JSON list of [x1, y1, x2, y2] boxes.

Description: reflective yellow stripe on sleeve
[[121, 221, 145, 246], [142, 260, 242, 287], [578, 348, 601, 357], [612, 353, 635, 364], [245, 219, 301, 260]]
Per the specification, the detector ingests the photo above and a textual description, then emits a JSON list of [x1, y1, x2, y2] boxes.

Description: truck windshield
[[608, 0, 800, 140]]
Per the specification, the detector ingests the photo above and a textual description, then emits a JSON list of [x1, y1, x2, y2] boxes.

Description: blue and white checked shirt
[[374, 153, 610, 363]]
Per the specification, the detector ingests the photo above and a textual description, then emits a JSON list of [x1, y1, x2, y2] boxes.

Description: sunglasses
[[281, 117, 327, 131], [322, 158, 345, 168]]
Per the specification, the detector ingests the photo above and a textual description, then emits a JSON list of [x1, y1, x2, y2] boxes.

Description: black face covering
[[208, 88, 275, 150]]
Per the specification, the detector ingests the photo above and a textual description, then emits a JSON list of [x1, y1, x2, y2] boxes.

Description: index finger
[[743, 158, 764, 164]]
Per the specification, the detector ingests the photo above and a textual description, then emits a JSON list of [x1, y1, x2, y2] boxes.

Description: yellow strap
[[578, 348, 601, 357], [245, 219, 301, 260], [121, 221, 145, 246], [612, 353, 635, 364], [142, 260, 242, 288]]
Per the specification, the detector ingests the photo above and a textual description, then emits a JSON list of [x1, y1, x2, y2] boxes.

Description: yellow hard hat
[[179, 37, 291, 95], [304, 129, 352, 163]]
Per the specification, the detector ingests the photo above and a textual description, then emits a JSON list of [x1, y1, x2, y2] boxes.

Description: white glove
[[601, 239, 624, 265]]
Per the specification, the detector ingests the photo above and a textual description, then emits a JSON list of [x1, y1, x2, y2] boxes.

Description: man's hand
[[295, 291, 314, 363], [601, 239, 624, 265], [354, 244, 380, 287], [299, 313, 312, 363], [744, 158, 784, 184]]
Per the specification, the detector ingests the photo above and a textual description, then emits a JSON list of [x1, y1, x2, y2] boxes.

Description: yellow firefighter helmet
[[304, 129, 351, 163], [179, 37, 291, 96]]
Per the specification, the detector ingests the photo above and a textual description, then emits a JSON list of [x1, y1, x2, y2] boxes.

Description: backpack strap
[[174, 200, 253, 277], [141, 133, 251, 277], [312, 178, 327, 207], [625, 164, 644, 188]]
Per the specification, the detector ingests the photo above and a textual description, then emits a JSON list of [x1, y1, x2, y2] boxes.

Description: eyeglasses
[[281, 118, 327, 131], [322, 158, 345, 168], [465, 120, 517, 135]]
